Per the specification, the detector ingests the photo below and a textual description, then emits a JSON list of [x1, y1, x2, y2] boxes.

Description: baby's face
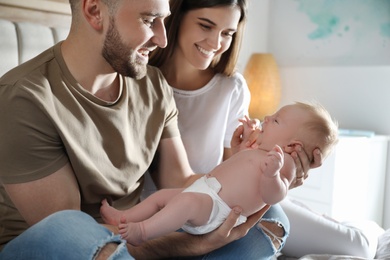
[[256, 105, 310, 149]]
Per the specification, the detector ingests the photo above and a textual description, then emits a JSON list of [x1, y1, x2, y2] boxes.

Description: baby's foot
[[118, 216, 145, 246], [100, 199, 122, 225]]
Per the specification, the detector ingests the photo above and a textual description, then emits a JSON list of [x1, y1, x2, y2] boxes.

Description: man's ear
[[82, 0, 104, 31]]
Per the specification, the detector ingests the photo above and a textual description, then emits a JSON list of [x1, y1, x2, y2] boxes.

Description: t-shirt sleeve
[[161, 84, 180, 140], [0, 83, 68, 184], [150, 66, 180, 140], [223, 73, 251, 148]]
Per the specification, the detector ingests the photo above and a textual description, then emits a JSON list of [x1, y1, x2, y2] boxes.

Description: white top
[[172, 72, 250, 174]]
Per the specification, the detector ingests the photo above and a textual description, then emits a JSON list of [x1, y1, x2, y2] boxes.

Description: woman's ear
[[82, 0, 104, 31]]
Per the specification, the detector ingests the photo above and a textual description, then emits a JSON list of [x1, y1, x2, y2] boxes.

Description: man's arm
[[128, 205, 270, 258], [4, 162, 81, 226], [152, 137, 200, 189]]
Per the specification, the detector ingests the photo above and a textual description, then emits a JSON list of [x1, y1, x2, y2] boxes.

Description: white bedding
[[275, 198, 389, 260], [376, 228, 390, 259], [277, 229, 390, 259]]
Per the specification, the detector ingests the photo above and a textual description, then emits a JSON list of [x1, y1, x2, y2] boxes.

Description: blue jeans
[[0, 210, 132, 260], [0, 205, 288, 260]]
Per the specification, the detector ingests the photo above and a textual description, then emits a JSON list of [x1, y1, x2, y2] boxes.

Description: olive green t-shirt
[[0, 42, 180, 249]]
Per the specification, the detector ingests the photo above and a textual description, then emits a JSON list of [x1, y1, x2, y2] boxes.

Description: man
[[0, 0, 269, 258]]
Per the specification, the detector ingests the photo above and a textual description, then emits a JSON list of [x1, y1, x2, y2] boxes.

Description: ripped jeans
[[0, 205, 289, 260], [0, 210, 132, 260]]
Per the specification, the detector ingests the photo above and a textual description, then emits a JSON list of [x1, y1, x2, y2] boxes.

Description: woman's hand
[[285, 145, 323, 189]]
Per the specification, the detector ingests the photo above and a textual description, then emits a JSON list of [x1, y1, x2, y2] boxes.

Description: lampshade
[[243, 53, 281, 121]]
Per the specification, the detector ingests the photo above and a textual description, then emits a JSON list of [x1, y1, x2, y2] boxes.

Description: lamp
[[243, 53, 281, 121]]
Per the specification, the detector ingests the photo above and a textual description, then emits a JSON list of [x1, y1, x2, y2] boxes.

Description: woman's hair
[[149, 0, 248, 76]]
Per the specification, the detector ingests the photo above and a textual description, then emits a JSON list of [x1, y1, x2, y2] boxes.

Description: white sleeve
[[223, 72, 250, 148]]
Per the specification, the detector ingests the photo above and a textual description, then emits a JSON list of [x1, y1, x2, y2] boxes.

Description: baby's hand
[[263, 145, 284, 176], [232, 116, 261, 154], [239, 116, 261, 146], [238, 115, 257, 137]]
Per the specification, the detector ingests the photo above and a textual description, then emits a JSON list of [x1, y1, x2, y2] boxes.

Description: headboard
[[0, 0, 71, 76]]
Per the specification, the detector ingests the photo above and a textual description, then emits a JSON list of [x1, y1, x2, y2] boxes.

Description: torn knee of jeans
[[258, 220, 285, 251], [93, 234, 125, 260], [94, 242, 120, 260]]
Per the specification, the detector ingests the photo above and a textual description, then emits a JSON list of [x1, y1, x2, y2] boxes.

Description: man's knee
[[95, 242, 120, 260]]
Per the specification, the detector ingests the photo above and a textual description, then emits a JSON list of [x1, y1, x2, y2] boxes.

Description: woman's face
[[176, 5, 241, 70]]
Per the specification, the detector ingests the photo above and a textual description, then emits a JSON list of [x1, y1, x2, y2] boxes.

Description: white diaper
[[181, 175, 247, 235]]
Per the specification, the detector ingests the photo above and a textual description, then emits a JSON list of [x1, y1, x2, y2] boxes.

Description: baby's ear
[[284, 140, 303, 153]]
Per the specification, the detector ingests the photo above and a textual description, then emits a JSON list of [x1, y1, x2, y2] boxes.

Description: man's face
[[102, 0, 170, 79]]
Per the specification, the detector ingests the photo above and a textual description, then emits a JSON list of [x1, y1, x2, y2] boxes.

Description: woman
[[147, 0, 321, 259], [146, 0, 379, 259]]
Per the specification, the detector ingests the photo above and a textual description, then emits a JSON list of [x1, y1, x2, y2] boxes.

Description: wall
[[0, 0, 70, 28], [237, 0, 270, 72]]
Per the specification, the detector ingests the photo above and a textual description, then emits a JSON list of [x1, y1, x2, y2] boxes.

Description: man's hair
[[149, 0, 248, 77], [68, 0, 120, 22], [295, 101, 339, 162]]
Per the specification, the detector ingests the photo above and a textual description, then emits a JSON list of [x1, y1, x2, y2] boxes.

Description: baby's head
[[287, 102, 338, 162], [260, 102, 338, 162]]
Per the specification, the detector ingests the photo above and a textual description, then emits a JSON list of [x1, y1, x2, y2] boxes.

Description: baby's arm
[[231, 116, 260, 154], [260, 145, 293, 205], [238, 115, 255, 138], [261, 145, 284, 177]]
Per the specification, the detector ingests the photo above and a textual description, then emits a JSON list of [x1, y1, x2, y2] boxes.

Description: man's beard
[[102, 17, 147, 80]]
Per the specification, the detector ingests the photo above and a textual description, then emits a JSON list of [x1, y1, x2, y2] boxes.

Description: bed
[[1, 2, 389, 259]]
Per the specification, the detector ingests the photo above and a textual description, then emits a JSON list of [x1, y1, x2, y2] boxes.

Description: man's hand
[[198, 205, 271, 253], [285, 145, 322, 189]]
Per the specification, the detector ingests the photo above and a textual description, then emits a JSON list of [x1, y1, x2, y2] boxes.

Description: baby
[[100, 102, 338, 246]]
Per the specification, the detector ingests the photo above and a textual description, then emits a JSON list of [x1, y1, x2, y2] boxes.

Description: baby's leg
[[120, 192, 213, 244], [100, 189, 184, 226]]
